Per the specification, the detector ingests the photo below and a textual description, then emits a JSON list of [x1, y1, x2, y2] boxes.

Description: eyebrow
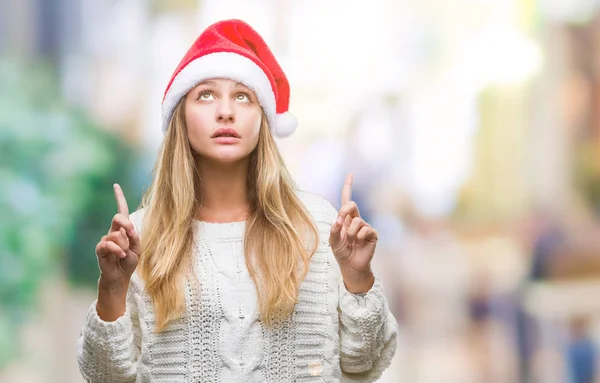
[[193, 80, 256, 98]]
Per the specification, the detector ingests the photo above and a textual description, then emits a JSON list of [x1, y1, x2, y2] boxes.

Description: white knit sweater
[[77, 191, 398, 382]]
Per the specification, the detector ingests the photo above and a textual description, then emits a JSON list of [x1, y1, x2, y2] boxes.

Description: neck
[[195, 157, 250, 223]]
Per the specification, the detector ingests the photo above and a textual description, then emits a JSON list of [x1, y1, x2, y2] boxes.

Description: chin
[[202, 149, 252, 164]]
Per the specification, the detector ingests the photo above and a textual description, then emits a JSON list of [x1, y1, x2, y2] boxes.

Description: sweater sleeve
[[338, 275, 398, 382], [77, 209, 145, 382], [76, 280, 141, 382], [298, 190, 399, 382]]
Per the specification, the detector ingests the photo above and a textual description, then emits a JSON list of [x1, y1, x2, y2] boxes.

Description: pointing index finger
[[113, 183, 129, 217], [341, 173, 353, 206]]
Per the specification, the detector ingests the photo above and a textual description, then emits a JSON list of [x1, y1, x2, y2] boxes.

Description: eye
[[198, 91, 214, 100], [235, 93, 250, 102]]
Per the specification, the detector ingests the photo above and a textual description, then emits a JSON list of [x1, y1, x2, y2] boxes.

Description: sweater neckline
[[194, 220, 246, 239]]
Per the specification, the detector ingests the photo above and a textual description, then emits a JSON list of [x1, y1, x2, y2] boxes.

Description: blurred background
[[2, 0, 600, 382]]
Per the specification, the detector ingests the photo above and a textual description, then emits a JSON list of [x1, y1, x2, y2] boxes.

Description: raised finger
[[113, 183, 129, 217], [341, 173, 353, 206]]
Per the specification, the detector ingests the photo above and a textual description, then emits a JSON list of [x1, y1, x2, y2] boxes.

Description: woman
[[77, 19, 397, 382]]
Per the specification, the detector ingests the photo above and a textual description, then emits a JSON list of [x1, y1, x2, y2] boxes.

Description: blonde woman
[[77, 19, 397, 382]]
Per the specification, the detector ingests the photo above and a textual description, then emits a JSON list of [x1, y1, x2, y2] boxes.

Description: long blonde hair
[[138, 100, 319, 332]]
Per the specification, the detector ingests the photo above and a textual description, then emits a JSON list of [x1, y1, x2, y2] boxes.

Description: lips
[[211, 128, 240, 138]]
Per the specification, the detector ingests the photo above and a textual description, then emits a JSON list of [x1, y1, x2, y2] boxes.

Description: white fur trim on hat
[[274, 112, 298, 138], [161, 52, 277, 134]]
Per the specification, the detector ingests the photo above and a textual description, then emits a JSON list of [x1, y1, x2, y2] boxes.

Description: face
[[184, 79, 262, 163]]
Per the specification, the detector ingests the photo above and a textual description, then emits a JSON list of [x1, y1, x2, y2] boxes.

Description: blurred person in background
[[567, 316, 597, 383], [75, 19, 398, 382], [517, 203, 600, 383]]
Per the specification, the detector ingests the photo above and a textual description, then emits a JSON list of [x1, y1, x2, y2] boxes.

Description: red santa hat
[[161, 19, 298, 138]]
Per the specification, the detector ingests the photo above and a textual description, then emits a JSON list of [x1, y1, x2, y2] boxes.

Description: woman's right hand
[[95, 184, 141, 289]]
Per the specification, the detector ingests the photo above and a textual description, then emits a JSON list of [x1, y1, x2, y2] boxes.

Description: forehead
[[195, 79, 252, 90]]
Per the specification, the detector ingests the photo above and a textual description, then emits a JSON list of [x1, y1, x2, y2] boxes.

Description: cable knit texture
[[77, 191, 398, 382]]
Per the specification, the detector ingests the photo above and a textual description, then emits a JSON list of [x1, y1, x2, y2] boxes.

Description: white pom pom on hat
[[273, 112, 298, 138], [161, 19, 298, 138]]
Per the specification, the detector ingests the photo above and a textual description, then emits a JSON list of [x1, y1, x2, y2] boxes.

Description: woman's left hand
[[329, 173, 378, 293]]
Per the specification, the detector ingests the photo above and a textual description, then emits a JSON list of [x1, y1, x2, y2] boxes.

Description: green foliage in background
[[0, 58, 144, 368]]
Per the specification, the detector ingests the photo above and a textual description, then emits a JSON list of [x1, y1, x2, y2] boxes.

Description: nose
[[216, 99, 235, 124]]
